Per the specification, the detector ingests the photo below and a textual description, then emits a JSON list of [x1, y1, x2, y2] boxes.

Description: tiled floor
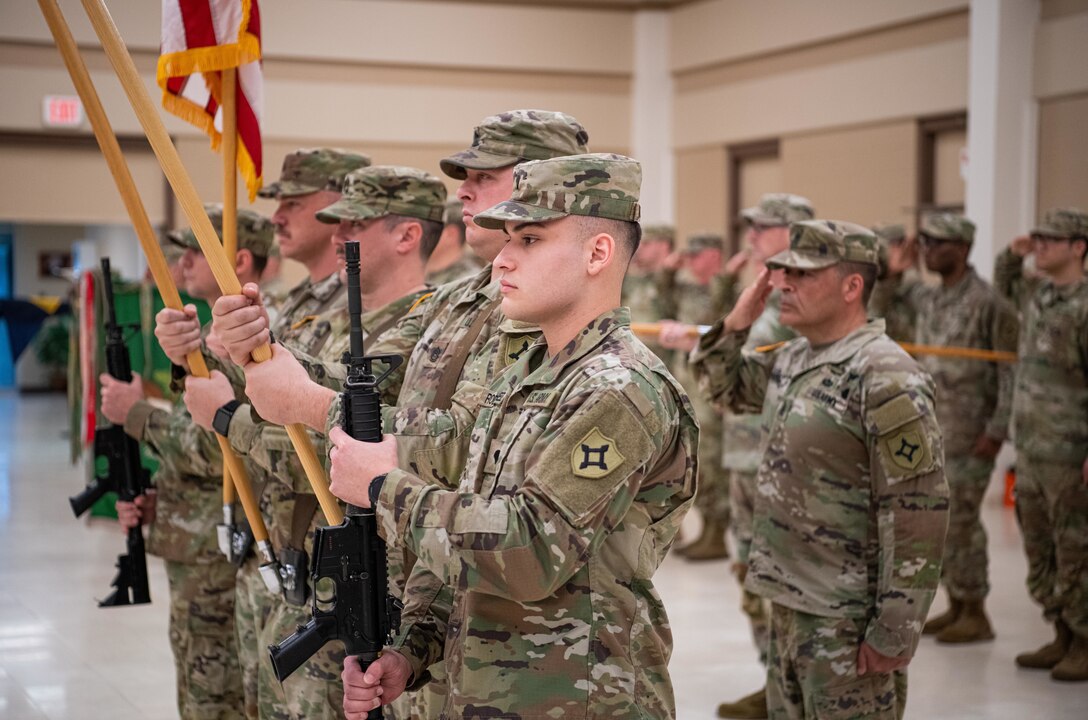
[[0, 390, 1084, 718]]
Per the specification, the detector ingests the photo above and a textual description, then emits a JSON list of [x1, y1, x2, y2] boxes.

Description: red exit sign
[[43, 95, 84, 128]]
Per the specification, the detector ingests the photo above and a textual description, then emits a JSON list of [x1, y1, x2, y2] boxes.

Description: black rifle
[[268, 241, 403, 717], [69, 258, 151, 607]]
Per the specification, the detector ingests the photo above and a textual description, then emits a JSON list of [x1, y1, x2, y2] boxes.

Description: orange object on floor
[[1003, 466, 1017, 507]]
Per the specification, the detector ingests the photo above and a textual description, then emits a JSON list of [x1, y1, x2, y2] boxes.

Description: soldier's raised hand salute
[[723, 267, 774, 333]]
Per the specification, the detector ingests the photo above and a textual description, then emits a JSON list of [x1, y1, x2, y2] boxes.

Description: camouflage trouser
[[235, 554, 285, 720], [728, 470, 769, 662], [766, 604, 904, 720], [263, 583, 347, 719], [729, 470, 757, 564], [1015, 456, 1088, 638], [940, 453, 995, 601], [165, 559, 245, 720]]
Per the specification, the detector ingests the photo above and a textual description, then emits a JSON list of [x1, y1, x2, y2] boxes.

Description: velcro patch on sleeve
[[870, 394, 940, 484], [533, 389, 656, 527]]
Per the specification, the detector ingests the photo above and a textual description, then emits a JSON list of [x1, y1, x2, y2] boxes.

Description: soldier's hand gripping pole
[[37, 0, 280, 589], [268, 243, 402, 720], [78, 0, 344, 539], [73, 259, 152, 607]]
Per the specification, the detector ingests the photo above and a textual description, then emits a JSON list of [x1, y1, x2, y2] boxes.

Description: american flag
[[157, 0, 263, 200]]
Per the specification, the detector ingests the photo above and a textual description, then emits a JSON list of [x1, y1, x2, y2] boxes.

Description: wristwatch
[[212, 399, 242, 437], [368, 473, 388, 508]]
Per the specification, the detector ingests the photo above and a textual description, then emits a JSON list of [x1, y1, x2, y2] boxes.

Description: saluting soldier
[[995, 208, 1088, 682], [869, 223, 917, 344], [873, 212, 1018, 645], [694, 220, 948, 719], [659, 232, 731, 561], [323, 153, 697, 719]]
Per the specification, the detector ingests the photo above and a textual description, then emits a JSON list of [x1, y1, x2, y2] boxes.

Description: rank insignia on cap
[[887, 429, 924, 470], [571, 427, 624, 479]]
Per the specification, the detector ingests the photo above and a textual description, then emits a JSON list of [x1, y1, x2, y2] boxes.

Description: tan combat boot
[[717, 686, 768, 719], [1051, 634, 1088, 682], [937, 600, 995, 644], [680, 519, 730, 561], [922, 596, 963, 635], [1016, 621, 1072, 669]]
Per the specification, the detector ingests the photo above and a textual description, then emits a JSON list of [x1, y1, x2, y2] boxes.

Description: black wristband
[[368, 473, 387, 508], [212, 399, 242, 437]]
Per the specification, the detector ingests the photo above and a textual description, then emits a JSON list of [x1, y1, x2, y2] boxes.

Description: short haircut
[[382, 214, 444, 262], [239, 248, 268, 276], [574, 216, 642, 266], [836, 261, 878, 306]]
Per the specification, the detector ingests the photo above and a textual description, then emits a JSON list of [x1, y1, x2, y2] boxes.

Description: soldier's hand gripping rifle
[[268, 242, 402, 713], [69, 258, 151, 606]]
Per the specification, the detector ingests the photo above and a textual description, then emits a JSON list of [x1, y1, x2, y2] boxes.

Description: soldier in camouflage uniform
[[658, 233, 731, 561], [425, 199, 484, 286], [211, 110, 593, 717], [622, 224, 677, 355], [100, 206, 274, 720], [693, 220, 948, 719], [869, 224, 918, 344], [995, 208, 1088, 682], [157, 151, 367, 720], [688, 194, 811, 719], [872, 212, 1018, 645], [323, 153, 697, 719]]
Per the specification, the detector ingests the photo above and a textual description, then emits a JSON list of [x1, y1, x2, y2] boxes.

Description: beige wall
[[1037, 93, 1088, 215], [674, 146, 728, 244], [781, 121, 918, 230], [0, 141, 167, 225], [1035, 4, 1088, 100]]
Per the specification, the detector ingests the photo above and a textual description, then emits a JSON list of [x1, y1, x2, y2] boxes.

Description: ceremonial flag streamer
[[158, 0, 263, 199]]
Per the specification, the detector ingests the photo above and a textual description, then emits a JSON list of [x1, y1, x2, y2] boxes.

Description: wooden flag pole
[[78, 0, 344, 526], [36, 0, 276, 545], [220, 68, 238, 511]]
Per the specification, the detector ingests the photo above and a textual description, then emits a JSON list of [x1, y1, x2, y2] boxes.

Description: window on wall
[[727, 139, 780, 256], [916, 113, 967, 226]]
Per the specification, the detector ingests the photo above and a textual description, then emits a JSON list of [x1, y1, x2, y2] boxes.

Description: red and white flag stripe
[[157, 0, 263, 200]]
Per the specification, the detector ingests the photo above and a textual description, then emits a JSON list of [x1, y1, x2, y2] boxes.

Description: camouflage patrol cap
[[1031, 207, 1088, 239], [167, 203, 275, 258], [315, 165, 447, 224], [872, 223, 906, 244], [443, 199, 465, 226], [258, 148, 372, 199], [643, 224, 676, 244], [741, 193, 814, 227], [159, 234, 185, 265], [920, 212, 975, 244], [439, 110, 590, 180], [684, 232, 723, 254], [473, 153, 640, 229], [767, 219, 879, 270]]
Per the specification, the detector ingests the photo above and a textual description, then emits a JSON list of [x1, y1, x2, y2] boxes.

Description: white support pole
[[631, 10, 675, 226], [965, 0, 1040, 280]]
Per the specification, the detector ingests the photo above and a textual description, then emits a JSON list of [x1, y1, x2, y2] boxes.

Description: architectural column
[[965, 0, 1040, 279], [631, 10, 674, 226]]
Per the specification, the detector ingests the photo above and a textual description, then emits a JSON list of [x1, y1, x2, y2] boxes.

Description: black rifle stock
[[69, 259, 151, 607], [268, 242, 403, 718]]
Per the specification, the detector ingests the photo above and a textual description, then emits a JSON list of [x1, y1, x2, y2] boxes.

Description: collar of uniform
[[310, 271, 345, 302], [791, 318, 887, 373], [448, 264, 496, 307], [933, 266, 980, 306], [1039, 276, 1088, 306], [521, 307, 632, 388], [360, 286, 432, 332]]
